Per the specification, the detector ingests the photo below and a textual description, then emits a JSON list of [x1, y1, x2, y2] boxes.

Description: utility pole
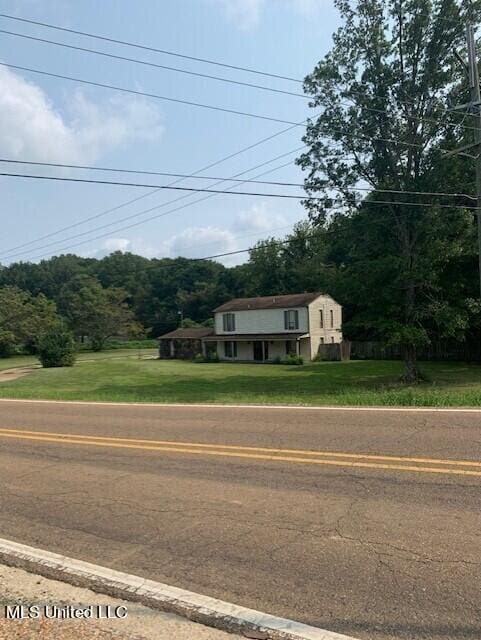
[[466, 24, 481, 298]]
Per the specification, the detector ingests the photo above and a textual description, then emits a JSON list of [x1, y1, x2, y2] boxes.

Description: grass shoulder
[[0, 356, 480, 407]]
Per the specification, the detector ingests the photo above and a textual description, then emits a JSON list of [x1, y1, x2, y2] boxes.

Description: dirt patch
[[0, 367, 37, 383]]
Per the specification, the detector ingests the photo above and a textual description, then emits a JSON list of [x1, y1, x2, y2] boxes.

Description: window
[[320, 337, 324, 345], [224, 341, 237, 358], [331, 336, 335, 343], [330, 309, 334, 328], [320, 309, 324, 328], [223, 313, 235, 332], [284, 310, 299, 330], [286, 340, 296, 355]]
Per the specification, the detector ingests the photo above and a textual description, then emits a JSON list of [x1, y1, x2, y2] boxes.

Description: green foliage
[[297, 0, 481, 380], [37, 323, 76, 368], [271, 354, 304, 365], [192, 351, 220, 363], [60, 275, 143, 351], [0, 286, 59, 357]]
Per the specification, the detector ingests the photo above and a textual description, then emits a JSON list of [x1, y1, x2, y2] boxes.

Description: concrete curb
[[0, 397, 480, 412], [0, 537, 357, 640]]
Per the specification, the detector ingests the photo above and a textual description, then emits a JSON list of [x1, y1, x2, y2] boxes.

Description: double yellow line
[[1, 427, 481, 477]]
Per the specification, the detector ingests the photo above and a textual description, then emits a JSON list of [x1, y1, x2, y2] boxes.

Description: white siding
[[216, 339, 293, 362], [215, 307, 308, 335]]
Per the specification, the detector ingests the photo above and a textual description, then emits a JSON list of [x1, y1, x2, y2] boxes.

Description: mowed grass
[[0, 355, 481, 406]]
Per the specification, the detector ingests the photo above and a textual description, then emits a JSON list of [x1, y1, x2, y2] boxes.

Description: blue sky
[[0, 0, 341, 265]]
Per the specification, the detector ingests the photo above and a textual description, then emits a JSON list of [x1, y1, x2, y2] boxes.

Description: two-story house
[[158, 292, 342, 362]]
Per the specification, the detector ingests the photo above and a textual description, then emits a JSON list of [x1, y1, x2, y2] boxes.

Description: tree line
[[1, 0, 481, 380]]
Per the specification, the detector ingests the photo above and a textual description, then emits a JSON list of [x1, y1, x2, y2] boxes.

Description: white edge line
[[0, 397, 480, 412], [0, 537, 357, 640]]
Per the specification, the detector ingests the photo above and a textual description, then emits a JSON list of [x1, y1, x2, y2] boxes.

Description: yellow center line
[[0, 427, 480, 468], [0, 429, 481, 477]]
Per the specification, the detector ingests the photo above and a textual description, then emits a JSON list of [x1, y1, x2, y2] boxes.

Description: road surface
[[0, 399, 480, 640]]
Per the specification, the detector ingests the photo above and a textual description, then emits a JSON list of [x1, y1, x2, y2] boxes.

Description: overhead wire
[[0, 122, 307, 258], [0, 12, 302, 83], [0, 29, 308, 99]]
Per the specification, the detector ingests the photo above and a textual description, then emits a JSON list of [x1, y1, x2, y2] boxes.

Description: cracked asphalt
[[0, 400, 480, 640]]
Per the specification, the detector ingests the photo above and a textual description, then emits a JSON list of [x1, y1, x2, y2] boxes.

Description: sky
[[0, 0, 342, 266]]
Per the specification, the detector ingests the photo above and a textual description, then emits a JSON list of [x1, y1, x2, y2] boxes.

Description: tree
[[37, 323, 76, 368], [298, 0, 481, 382], [0, 286, 59, 356], [60, 276, 142, 351]]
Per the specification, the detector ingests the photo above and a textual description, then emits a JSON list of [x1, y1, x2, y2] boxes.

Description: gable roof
[[214, 292, 324, 313], [158, 327, 214, 340]]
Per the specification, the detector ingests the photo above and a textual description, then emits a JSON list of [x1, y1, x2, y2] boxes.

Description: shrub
[[37, 325, 76, 368], [0, 331, 17, 358], [270, 354, 303, 365], [193, 351, 219, 363], [283, 354, 304, 365]]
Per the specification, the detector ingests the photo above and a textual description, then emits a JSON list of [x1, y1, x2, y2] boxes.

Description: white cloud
[[232, 203, 287, 233], [164, 226, 238, 259], [213, 0, 265, 29], [0, 66, 164, 164], [103, 238, 131, 252], [287, 0, 323, 17]]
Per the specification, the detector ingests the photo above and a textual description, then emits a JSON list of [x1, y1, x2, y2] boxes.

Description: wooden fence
[[317, 340, 481, 362]]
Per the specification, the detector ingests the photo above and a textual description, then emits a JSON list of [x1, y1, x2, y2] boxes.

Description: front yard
[[0, 355, 481, 406]]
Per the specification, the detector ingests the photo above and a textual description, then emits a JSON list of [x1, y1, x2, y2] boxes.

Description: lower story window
[[285, 340, 296, 355], [224, 341, 237, 358]]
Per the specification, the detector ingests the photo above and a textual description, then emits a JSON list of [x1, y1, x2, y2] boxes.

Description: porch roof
[[203, 333, 308, 342]]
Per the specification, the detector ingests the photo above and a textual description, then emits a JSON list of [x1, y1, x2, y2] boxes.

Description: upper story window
[[330, 309, 334, 328], [320, 309, 324, 328], [284, 309, 299, 331], [222, 313, 236, 332]]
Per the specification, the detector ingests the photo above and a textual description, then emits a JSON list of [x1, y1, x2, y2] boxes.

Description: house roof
[[214, 292, 324, 313], [158, 327, 214, 340]]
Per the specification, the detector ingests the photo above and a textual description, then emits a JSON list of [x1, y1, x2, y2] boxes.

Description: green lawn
[[0, 356, 481, 406]]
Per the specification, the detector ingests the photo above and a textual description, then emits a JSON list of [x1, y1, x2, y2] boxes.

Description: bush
[[283, 354, 304, 365], [270, 354, 303, 365], [193, 351, 219, 363], [0, 331, 17, 358], [37, 325, 76, 368]]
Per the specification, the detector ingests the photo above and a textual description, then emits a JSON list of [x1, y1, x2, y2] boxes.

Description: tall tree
[[298, 0, 481, 381], [60, 275, 142, 351], [0, 286, 59, 356]]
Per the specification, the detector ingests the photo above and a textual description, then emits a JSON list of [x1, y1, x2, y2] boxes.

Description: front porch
[[203, 333, 309, 362]]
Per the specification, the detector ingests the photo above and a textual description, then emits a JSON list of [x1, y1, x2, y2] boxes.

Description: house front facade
[[205, 292, 342, 362], [159, 292, 342, 362]]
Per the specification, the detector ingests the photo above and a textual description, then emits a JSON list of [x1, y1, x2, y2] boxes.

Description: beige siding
[[307, 295, 343, 359], [215, 308, 308, 335]]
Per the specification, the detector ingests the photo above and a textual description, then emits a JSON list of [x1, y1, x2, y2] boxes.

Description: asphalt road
[[0, 399, 480, 640]]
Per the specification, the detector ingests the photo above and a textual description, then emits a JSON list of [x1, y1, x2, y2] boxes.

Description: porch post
[[169, 340, 175, 358], [296, 339, 300, 356]]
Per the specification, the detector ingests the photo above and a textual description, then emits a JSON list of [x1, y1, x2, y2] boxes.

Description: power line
[[3, 170, 478, 209], [1, 157, 476, 201], [0, 29, 308, 99], [0, 12, 302, 84], [0, 151, 308, 261], [0, 156, 308, 187], [6, 158, 307, 262], [0, 62, 305, 127], [2, 170, 476, 206], [1, 61, 453, 154]]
